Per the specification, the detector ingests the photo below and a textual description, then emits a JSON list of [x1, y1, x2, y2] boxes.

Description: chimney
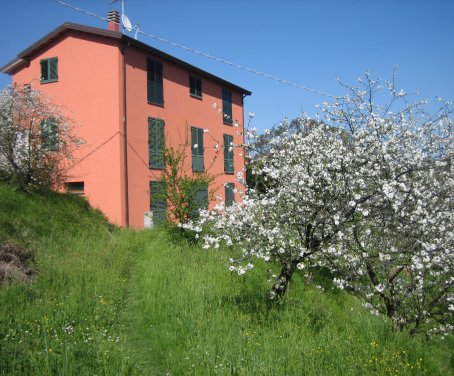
[[107, 10, 120, 32]]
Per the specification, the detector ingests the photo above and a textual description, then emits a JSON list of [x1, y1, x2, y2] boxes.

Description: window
[[148, 117, 165, 169], [40, 58, 58, 83], [191, 127, 204, 172], [189, 75, 202, 98], [147, 58, 164, 105], [225, 183, 235, 207], [66, 181, 84, 195], [190, 183, 208, 219], [41, 117, 59, 151], [224, 134, 234, 174], [222, 88, 232, 125], [150, 181, 166, 225]]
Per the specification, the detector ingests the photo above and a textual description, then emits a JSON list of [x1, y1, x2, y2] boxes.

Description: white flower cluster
[[184, 76, 454, 334]]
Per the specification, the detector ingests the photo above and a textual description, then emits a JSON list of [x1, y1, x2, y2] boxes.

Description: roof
[[0, 22, 252, 96]]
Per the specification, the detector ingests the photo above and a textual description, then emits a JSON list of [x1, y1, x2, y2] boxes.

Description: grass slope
[[0, 185, 144, 375], [124, 232, 454, 376], [0, 184, 453, 375]]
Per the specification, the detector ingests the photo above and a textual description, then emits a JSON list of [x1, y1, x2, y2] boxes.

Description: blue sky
[[1, 0, 453, 132]]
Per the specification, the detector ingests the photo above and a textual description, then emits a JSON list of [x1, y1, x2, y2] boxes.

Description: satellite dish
[[121, 14, 133, 32]]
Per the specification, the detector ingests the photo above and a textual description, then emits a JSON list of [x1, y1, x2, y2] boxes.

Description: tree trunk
[[269, 261, 297, 301]]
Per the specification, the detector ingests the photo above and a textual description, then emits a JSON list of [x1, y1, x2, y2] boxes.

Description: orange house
[[1, 16, 251, 228]]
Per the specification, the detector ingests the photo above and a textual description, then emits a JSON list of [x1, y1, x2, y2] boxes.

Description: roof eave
[[1, 22, 251, 96], [0, 58, 26, 75], [119, 34, 251, 95]]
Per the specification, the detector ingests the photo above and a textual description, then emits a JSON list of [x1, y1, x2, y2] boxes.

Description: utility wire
[[51, 0, 336, 98], [52, 0, 108, 22]]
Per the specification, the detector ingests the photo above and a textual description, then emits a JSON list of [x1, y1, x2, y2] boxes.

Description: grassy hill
[[0, 184, 453, 375]]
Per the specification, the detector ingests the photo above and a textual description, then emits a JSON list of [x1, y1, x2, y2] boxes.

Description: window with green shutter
[[41, 117, 59, 151], [190, 183, 208, 219], [148, 118, 165, 169], [222, 88, 232, 125], [224, 134, 234, 174], [225, 183, 235, 207], [150, 181, 167, 225], [189, 75, 202, 98], [147, 58, 164, 105], [191, 127, 204, 172], [40, 58, 58, 83]]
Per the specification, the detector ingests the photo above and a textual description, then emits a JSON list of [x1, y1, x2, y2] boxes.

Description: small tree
[[184, 73, 454, 334], [0, 85, 81, 191], [160, 144, 216, 225]]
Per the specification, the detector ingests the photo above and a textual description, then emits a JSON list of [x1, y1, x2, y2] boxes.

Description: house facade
[[1, 17, 251, 228]]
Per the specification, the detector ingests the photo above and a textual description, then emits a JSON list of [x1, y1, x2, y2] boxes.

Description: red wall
[[12, 31, 125, 225]]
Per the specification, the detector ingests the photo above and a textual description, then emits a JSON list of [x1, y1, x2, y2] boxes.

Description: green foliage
[[160, 144, 216, 225]]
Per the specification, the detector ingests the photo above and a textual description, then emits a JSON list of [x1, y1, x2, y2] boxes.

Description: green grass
[[123, 232, 454, 376], [0, 184, 453, 375], [0, 185, 144, 375]]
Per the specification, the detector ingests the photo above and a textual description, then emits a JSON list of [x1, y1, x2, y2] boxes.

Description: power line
[[51, 0, 336, 98], [52, 0, 108, 22]]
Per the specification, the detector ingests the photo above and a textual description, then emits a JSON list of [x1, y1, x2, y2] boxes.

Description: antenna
[[134, 23, 140, 40], [110, 0, 140, 39], [109, 0, 124, 15], [121, 14, 133, 32]]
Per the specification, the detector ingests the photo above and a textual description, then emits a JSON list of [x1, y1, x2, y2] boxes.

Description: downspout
[[242, 93, 250, 166], [120, 42, 131, 226]]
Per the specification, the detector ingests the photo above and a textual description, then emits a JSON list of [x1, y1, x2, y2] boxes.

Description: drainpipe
[[120, 42, 131, 227], [242, 93, 249, 163]]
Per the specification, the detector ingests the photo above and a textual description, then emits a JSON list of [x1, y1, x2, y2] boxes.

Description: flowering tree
[[0, 85, 81, 191], [184, 74, 454, 334]]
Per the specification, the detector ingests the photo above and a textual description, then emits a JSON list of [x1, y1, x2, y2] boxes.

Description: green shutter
[[189, 76, 195, 96], [190, 183, 208, 219], [190, 76, 202, 98], [222, 88, 232, 125], [191, 127, 204, 172], [147, 59, 154, 102], [41, 118, 59, 151], [49, 58, 58, 81], [155, 62, 163, 104], [41, 60, 48, 82], [196, 78, 202, 97], [197, 185, 208, 210], [147, 58, 164, 105], [224, 134, 234, 173], [150, 181, 166, 225], [225, 183, 235, 207], [149, 118, 165, 169]]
